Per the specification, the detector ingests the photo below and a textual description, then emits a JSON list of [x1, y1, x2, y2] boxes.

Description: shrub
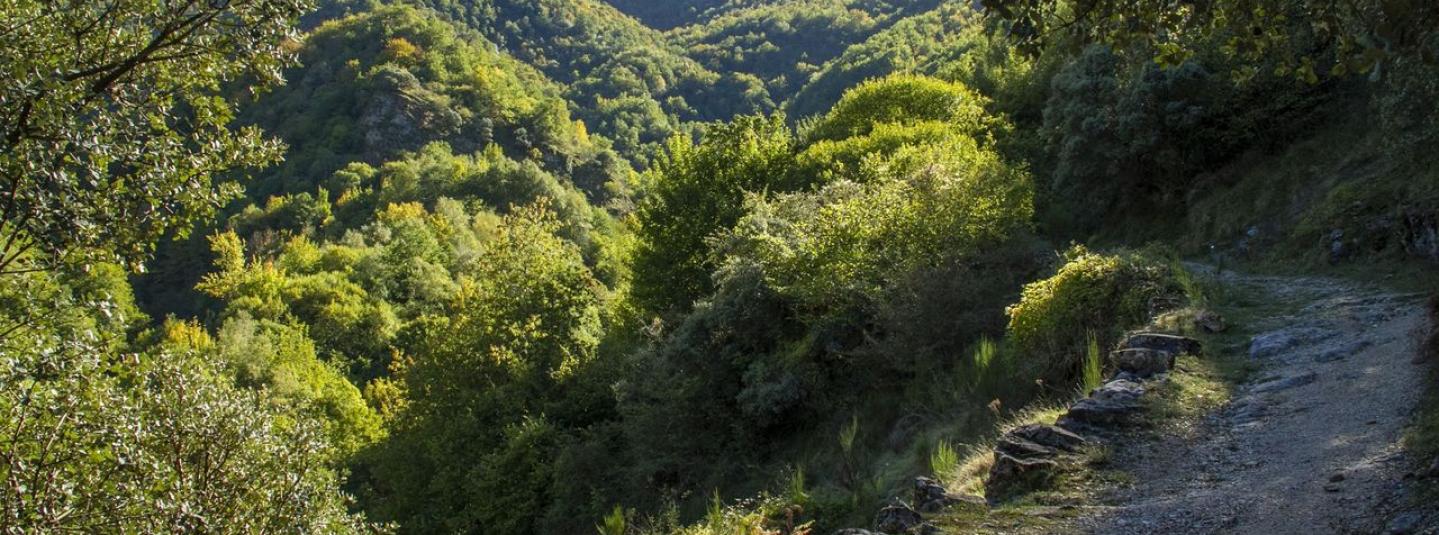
[[722, 137, 1033, 316], [1006, 246, 1184, 383], [806, 74, 993, 143]]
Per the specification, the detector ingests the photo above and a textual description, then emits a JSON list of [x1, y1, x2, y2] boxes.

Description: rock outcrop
[[1111, 348, 1175, 377], [1059, 379, 1146, 428], [986, 453, 1059, 501], [984, 423, 1088, 500], [1120, 333, 1202, 357], [985, 332, 1203, 503], [1007, 423, 1087, 452]]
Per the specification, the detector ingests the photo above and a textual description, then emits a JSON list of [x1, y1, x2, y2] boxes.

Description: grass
[[1081, 332, 1103, 393]]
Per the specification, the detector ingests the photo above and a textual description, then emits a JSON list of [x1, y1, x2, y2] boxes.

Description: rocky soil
[[1079, 269, 1436, 534]]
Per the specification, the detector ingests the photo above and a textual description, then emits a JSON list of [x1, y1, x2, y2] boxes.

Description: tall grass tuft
[[1169, 256, 1208, 307], [969, 336, 1011, 397], [930, 440, 960, 483], [1082, 331, 1104, 393], [971, 336, 998, 381], [784, 466, 809, 505], [597, 505, 628, 535], [838, 414, 859, 456]]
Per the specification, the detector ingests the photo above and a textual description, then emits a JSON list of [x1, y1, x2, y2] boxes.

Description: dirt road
[[1079, 270, 1433, 534]]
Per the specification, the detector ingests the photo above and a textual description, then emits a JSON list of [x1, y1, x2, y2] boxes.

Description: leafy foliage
[[723, 137, 1033, 313], [631, 115, 801, 314], [359, 205, 606, 533], [0, 0, 310, 266], [1005, 247, 1184, 382], [982, 0, 1439, 81], [11, 1, 1432, 533], [0, 268, 370, 532], [673, 0, 940, 98], [243, 5, 631, 204]]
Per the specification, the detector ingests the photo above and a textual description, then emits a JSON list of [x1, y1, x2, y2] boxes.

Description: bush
[[722, 137, 1033, 316], [806, 74, 993, 143], [631, 114, 800, 314], [1005, 246, 1185, 383], [0, 270, 369, 532]]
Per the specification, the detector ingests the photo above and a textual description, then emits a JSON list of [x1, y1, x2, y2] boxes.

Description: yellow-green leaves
[[0, 0, 312, 267], [806, 74, 993, 143]]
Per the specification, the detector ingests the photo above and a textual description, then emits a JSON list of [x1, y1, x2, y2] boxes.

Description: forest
[[2, 0, 1437, 533]]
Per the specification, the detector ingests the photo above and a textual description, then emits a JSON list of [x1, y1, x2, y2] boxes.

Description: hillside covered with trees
[[2, 0, 1437, 533]]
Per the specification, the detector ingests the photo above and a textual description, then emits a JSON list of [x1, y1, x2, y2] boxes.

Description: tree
[[361, 203, 605, 533], [0, 267, 368, 532], [631, 114, 799, 314], [0, 0, 312, 269], [982, 0, 1438, 80]]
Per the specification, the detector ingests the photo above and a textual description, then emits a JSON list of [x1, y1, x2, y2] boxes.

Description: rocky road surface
[[1079, 269, 1434, 534]]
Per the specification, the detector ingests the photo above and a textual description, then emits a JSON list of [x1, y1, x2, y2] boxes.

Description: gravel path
[[1078, 270, 1433, 534]]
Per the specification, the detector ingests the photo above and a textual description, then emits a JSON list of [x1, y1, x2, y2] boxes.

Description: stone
[[986, 453, 1058, 500], [1006, 424, 1087, 453], [1251, 372, 1317, 393], [1120, 333, 1203, 356], [913, 476, 947, 505], [996, 436, 1056, 459], [1249, 327, 1341, 359], [917, 495, 984, 514], [1060, 380, 1146, 427], [873, 504, 923, 534], [1423, 457, 1439, 479], [1112, 370, 1141, 383], [1091, 379, 1146, 403], [1329, 473, 1345, 482], [1061, 398, 1138, 426], [1111, 348, 1175, 377], [1228, 398, 1266, 424]]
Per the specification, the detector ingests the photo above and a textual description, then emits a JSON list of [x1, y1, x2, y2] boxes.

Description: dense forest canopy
[[2, 0, 1437, 533]]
